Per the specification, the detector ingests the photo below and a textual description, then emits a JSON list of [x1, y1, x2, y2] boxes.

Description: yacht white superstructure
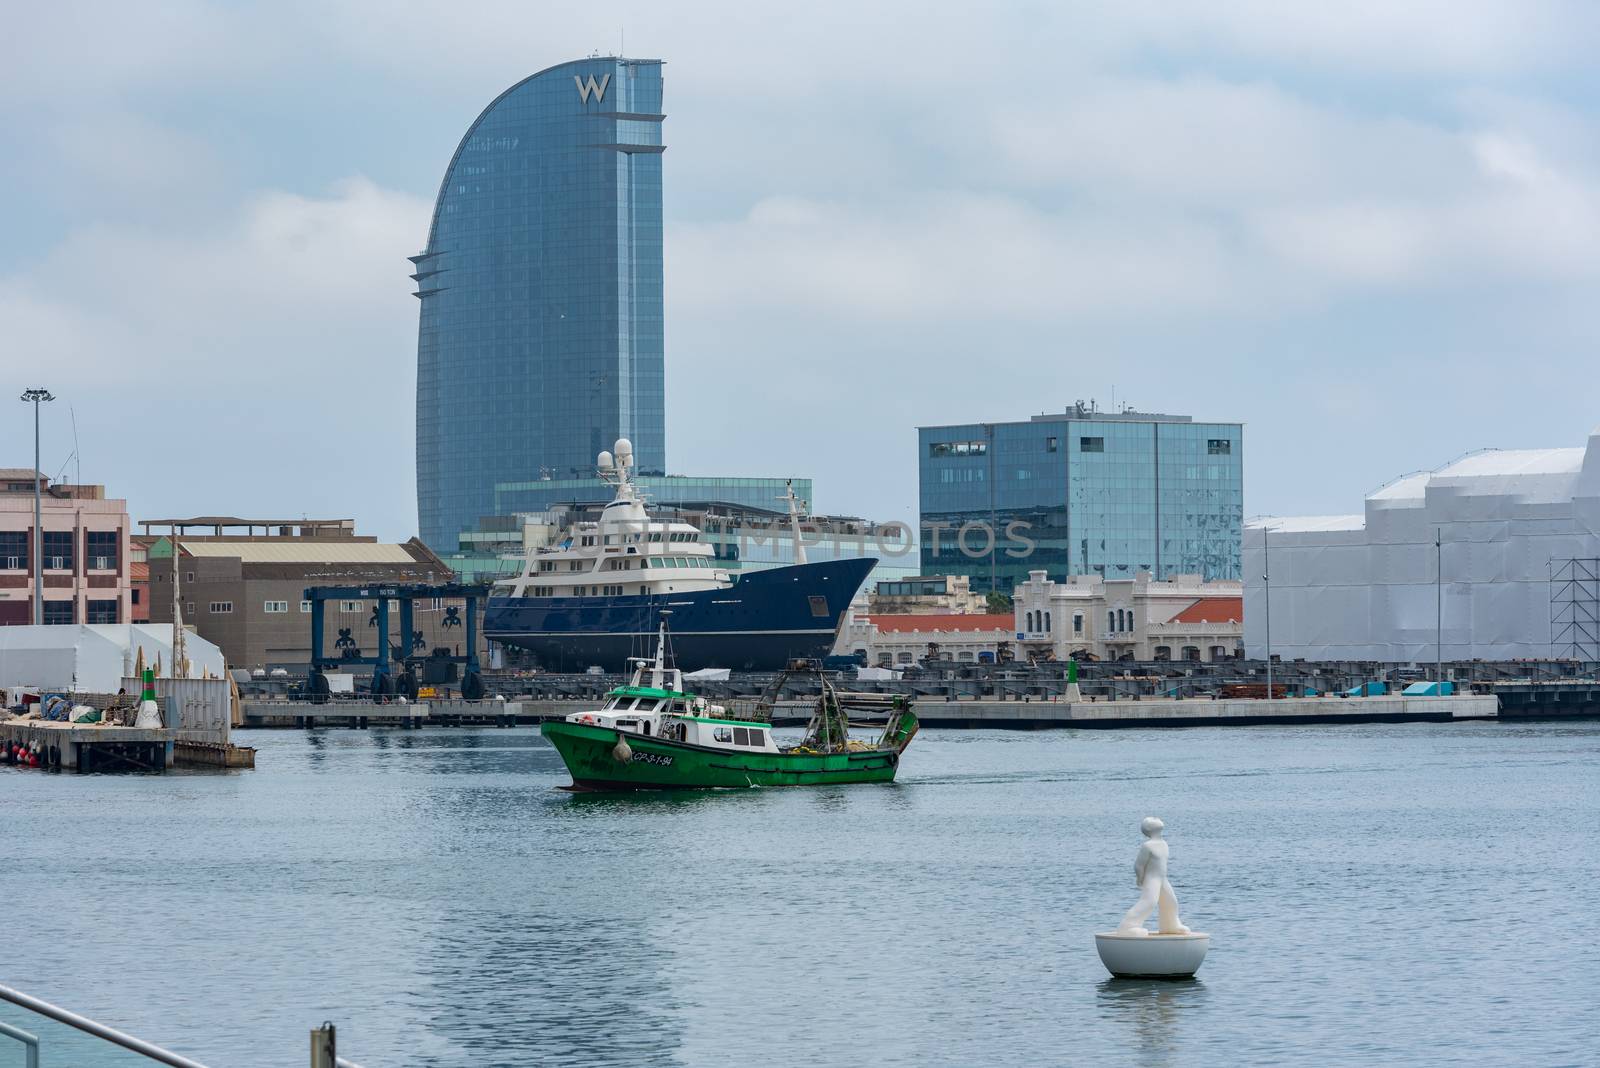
[[496, 438, 731, 600]]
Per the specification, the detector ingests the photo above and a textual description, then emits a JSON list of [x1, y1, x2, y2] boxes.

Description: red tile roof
[[866, 613, 1014, 634], [1170, 597, 1243, 624]]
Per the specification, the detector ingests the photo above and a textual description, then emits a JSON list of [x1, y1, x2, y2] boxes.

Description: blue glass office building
[[414, 58, 666, 552], [919, 407, 1242, 592]]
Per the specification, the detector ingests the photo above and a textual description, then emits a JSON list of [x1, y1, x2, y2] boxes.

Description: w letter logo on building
[[575, 73, 611, 103]]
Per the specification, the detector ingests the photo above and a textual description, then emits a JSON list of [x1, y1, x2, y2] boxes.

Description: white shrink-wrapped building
[[1245, 429, 1600, 662]]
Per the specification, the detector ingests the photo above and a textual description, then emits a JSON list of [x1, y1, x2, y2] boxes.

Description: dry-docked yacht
[[482, 438, 874, 671]]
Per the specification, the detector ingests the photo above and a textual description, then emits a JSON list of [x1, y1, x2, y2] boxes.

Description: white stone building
[[1244, 429, 1600, 662], [835, 570, 1243, 665], [836, 612, 1016, 666], [1010, 570, 1243, 662]]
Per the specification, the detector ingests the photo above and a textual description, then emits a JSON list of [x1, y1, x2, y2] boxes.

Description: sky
[[3, 1, 1599, 543]]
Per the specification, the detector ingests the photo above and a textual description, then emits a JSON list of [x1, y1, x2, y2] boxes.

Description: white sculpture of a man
[[1116, 816, 1190, 936]]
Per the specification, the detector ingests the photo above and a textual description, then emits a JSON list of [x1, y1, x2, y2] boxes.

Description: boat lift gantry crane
[[304, 582, 489, 700]]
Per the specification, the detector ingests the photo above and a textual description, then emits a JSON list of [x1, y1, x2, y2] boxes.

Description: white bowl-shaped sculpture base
[[1095, 932, 1210, 979]]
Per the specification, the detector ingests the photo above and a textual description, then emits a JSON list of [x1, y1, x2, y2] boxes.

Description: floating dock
[[1489, 679, 1600, 718]]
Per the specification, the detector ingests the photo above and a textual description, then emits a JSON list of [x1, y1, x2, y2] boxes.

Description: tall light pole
[[20, 388, 54, 626], [1435, 526, 1443, 689], [1263, 523, 1273, 700]]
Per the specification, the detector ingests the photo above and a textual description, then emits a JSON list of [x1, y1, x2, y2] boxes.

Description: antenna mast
[[782, 480, 808, 565]]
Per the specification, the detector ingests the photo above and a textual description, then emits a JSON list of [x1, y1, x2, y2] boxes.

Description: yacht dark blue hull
[[484, 557, 876, 672]]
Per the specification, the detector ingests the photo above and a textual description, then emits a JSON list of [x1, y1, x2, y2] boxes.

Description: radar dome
[[598, 450, 614, 470], [614, 438, 633, 461]]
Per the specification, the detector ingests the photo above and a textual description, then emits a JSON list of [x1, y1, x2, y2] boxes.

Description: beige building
[[866, 574, 988, 615], [1012, 570, 1243, 662], [0, 470, 131, 626], [144, 517, 452, 670]]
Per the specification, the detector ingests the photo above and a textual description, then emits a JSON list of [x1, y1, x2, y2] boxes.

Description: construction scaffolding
[[1551, 558, 1600, 661]]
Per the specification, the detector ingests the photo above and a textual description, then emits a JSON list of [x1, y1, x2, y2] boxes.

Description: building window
[[86, 599, 118, 624], [340, 600, 362, 613], [1073, 613, 1083, 635], [43, 531, 73, 571], [210, 601, 233, 614], [131, 589, 141, 605], [1045, 611, 1051, 633], [87, 531, 119, 570], [1045, 436, 1058, 452], [929, 440, 988, 458], [1207, 439, 1231, 455], [1080, 437, 1104, 453], [300, 600, 313, 613], [264, 600, 289, 614], [1108, 610, 1116, 633], [1026, 611, 1035, 632], [43, 600, 73, 625], [0, 531, 27, 570]]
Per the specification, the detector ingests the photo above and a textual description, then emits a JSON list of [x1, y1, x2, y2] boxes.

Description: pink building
[[0, 469, 133, 626]]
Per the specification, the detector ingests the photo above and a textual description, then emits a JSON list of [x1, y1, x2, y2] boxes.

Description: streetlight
[[1263, 522, 1273, 700], [19, 388, 54, 626], [1436, 527, 1443, 690]]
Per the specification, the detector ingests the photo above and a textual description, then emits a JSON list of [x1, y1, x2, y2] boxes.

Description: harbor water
[[2, 721, 1595, 1066]]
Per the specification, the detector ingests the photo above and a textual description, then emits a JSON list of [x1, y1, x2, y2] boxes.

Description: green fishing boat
[[541, 625, 918, 791]]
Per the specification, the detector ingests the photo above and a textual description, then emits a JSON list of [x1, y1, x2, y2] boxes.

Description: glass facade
[[493, 475, 811, 517], [919, 414, 1242, 592], [415, 58, 666, 552]]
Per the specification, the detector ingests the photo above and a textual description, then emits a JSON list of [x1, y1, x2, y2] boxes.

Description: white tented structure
[[1245, 429, 1600, 662], [0, 624, 226, 694]]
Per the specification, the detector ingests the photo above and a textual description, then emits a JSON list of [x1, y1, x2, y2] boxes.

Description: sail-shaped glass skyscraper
[[413, 57, 666, 552]]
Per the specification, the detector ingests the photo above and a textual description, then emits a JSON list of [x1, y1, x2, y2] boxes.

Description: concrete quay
[[241, 699, 534, 728], [0, 720, 174, 772], [241, 694, 1498, 731], [903, 693, 1498, 729]]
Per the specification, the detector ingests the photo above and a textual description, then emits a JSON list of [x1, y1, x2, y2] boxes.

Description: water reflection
[[423, 915, 686, 1068], [551, 785, 752, 813], [1095, 978, 1209, 1064]]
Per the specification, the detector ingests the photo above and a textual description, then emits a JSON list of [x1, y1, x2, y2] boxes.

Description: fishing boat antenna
[[652, 610, 675, 690]]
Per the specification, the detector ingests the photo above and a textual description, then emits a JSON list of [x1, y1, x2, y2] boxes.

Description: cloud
[[3, 177, 428, 386], [4, 0, 1600, 536], [671, 192, 1245, 323], [0, 178, 429, 537], [1112, 0, 1598, 78]]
